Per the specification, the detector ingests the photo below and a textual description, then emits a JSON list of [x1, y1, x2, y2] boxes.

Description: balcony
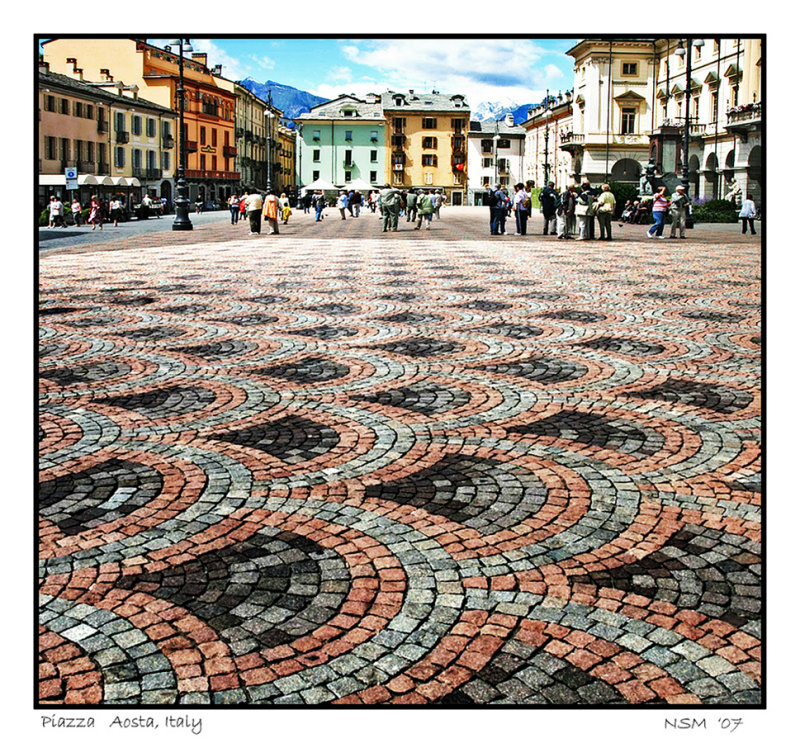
[[343, 159, 355, 168], [76, 160, 94, 173], [132, 166, 145, 178], [559, 132, 584, 153], [163, 135, 174, 149], [223, 145, 237, 157], [235, 127, 244, 138], [185, 169, 241, 180], [97, 119, 108, 134], [185, 140, 198, 153], [147, 168, 163, 179], [245, 130, 254, 141], [115, 130, 130, 144], [97, 162, 110, 175], [725, 102, 761, 141], [391, 134, 406, 147]]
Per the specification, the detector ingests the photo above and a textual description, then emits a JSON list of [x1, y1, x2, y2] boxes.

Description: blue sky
[[148, 38, 578, 107]]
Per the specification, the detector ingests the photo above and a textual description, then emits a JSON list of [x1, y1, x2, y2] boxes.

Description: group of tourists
[[45, 193, 166, 230], [227, 189, 286, 235]]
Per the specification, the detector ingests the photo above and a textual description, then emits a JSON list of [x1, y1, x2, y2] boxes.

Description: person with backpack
[[539, 181, 559, 235], [405, 189, 418, 223], [379, 183, 402, 232], [512, 183, 530, 235], [575, 182, 595, 240]]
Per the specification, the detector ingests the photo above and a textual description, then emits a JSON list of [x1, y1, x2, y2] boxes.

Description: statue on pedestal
[[724, 178, 742, 204], [639, 159, 656, 197]]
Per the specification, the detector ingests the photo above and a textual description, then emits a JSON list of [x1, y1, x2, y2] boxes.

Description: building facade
[[230, 81, 266, 191], [382, 91, 469, 204], [38, 61, 177, 210], [276, 124, 296, 195], [295, 94, 386, 190], [43, 38, 240, 204], [563, 37, 762, 201], [467, 114, 525, 204], [521, 94, 574, 189]]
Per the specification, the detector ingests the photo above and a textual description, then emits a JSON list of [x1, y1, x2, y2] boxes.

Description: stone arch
[[704, 153, 720, 199], [610, 158, 642, 184]]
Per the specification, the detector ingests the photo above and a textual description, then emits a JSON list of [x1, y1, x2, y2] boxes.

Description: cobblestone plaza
[[38, 209, 761, 706]]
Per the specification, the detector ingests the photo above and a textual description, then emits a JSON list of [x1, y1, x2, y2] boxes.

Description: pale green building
[[295, 94, 386, 190]]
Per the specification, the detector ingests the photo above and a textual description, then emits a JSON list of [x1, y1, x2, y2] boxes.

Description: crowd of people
[[45, 193, 166, 229]]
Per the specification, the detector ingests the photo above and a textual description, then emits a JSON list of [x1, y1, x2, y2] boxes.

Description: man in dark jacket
[[539, 181, 559, 235], [405, 189, 418, 222]]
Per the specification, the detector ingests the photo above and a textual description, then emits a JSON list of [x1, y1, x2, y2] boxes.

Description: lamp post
[[674, 38, 704, 196], [265, 91, 273, 194], [170, 38, 193, 231], [493, 121, 499, 186], [543, 89, 551, 185]]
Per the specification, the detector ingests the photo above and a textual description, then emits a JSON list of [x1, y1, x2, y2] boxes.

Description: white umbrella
[[303, 177, 337, 191], [341, 177, 373, 191]]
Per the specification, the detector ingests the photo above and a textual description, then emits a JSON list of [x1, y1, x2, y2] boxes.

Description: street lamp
[[543, 89, 551, 185], [493, 121, 499, 185], [169, 38, 193, 231], [674, 38, 704, 196], [265, 91, 274, 194]]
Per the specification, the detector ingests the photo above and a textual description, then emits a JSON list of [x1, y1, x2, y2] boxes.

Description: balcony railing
[[76, 160, 94, 173], [726, 102, 761, 126], [185, 140, 198, 153], [147, 168, 163, 179], [115, 130, 130, 144], [185, 169, 241, 180], [163, 135, 174, 149], [97, 162, 110, 175], [131, 166, 145, 178], [223, 145, 237, 157]]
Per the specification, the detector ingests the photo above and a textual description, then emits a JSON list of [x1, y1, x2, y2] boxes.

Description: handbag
[[575, 201, 588, 217], [598, 201, 613, 214]]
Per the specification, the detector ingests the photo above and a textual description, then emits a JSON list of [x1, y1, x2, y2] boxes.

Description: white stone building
[[466, 113, 526, 205]]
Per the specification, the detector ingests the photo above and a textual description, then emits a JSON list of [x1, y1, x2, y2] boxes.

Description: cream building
[[466, 114, 525, 204], [521, 93, 574, 189]]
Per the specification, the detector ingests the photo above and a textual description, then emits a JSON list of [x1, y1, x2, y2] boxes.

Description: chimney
[[211, 64, 222, 76], [100, 68, 114, 82], [505, 112, 514, 126], [191, 52, 208, 67], [38, 59, 50, 73]]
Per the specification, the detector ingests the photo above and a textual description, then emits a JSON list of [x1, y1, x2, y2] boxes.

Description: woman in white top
[[738, 194, 757, 235], [337, 191, 348, 220]]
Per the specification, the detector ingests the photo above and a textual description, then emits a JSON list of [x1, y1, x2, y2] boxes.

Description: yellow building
[[38, 59, 176, 210], [276, 124, 296, 195], [381, 91, 468, 205], [43, 38, 239, 204]]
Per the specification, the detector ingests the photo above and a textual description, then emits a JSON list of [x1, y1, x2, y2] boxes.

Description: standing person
[[432, 189, 443, 219], [352, 190, 362, 218], [228, 193, 240, 224], [239, 190, 248, 224], [87, 194, 103, 231], [279, 193, 291, 224], [263, 190, 280, 235], [195, 195, 203, 214], [337, 190, 348, 220], [244, 189, 263, 234], [512, 183, 530, 235], [647, 187, 669, 239], [109, 195, 123, 227], [668, 185, 690, 239], [346, 190, 355, 217], [70, 197, 82, 226], [303, 191, 312, 214], [556, 184, 574, 239], [439, 189, 447, 214], [739, 193, 757, 234], [575, 182, 595, 240], [485, 184, 499, 235], [596, 183, 616, 240], [312, 190, 327, 222], [497, 187, 510, 235], [414, 189, 434, 230], [379, 183, 401, 232], [539, 181, 558, 235], [405, 189, 418, 223]]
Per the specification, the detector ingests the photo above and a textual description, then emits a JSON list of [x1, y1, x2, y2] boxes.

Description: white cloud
[[329, 66, 352, 82], [544, 64, 564, 81], [249, 54, 275, 72]]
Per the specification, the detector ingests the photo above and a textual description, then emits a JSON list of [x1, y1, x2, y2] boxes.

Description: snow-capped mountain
[[238, 78, 328, 127], [472, 101, 534, 125]]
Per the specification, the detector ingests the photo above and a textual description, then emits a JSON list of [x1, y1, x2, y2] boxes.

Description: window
[[46, 136, 57, 160], [312, 130, 320, 141], [621, 107, 637, 134], [60, 138, 69, 160], [694, 44, 702, 61], [422, 154, 437, 167], [393, 117, 405, 132], [344, 171, 352, 182], [200, 154, 206, 170], [453, 136, 464, 149], [162, 121, 172, 138], [483, 157, 494, 168], [344, 150, 353, 166], [86, 104, 93, 120], [74, 101, 83, 117], [453, 172, 463, 185], [422, 137, 438, 149], [87, 142, 94, 162], [200, 126, 206, 145], [370, 130, 378, 142], [497, 139, 510, 149], [393, 172, 404, 185], [392, 152, 405, 169], [622, 62, 638, 76], [147, 150, 156, 169], [451, 118, 465, 131], [422, 117, 437, 129], [692, 96, 700, 120], [482, 140, 493, 153], [132, 116, 142, 136], [162, 151, 170, 170], [345, 130, 352, 141], [212, 129, 217, 147], [115, 112, 125, 132], [713, 39, 719, 54], [132, 149, 142, 169], [711, 91, 719, 122], [343, 109, 354, 117], [370, 170, 377, 182], [312, 149, 320, 162], [370, 149, 378, 162], [424, 172, 433, 184], [146, 118, 156, 137], [114, 146, 125, 168], [61, 98, 69, 115], [75, 140, 83, 162], [212, 155, 217, 171], [312, 170, 320, 181], [98, 143, 106, 165], [45, 95, 55, 112]]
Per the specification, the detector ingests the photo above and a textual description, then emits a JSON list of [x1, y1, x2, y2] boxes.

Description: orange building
[[43, 38, 239, 204]]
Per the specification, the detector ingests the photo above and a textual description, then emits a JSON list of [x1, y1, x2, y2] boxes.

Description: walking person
[[263, 190, 280, 235], [539, 181, 558, 235], [512, 183, 530, 235], [575, 182, 594, 240], [244, 189, 263, 234], [313, 190, 327, 222], [48, 195, 65, 228], [596, 183, 616, 240], [303, 192, 312, 214], [739, 193, 757, 234], [70, 197, 83, 226], [279, 193, 291, 224], [379, 183, 401, 232], [432, 190, 443, 219], [337, 191, 348, 220], [414, 189, 434, 230], [239, 190, 248, 224], [352, 190, 362, 218], [228, 193, 240, 224], [668, 185, 690, 239], [647, 186, 669, 239], [87, 194, 103, 231], [405, 189, 418, 223], [109, 195, 123, 227]]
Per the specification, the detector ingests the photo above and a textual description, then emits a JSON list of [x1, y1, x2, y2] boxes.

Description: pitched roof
[[296, 94, 385, 121], [381, 90, 469, 113], [468, 119, 525, 136]]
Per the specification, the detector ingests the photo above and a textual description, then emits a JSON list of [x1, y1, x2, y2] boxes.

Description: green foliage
[[608, 182, 638, 217], [39, 209, 49, 227], [692, 198, 739, 223], [529, 187, 542, 209]]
